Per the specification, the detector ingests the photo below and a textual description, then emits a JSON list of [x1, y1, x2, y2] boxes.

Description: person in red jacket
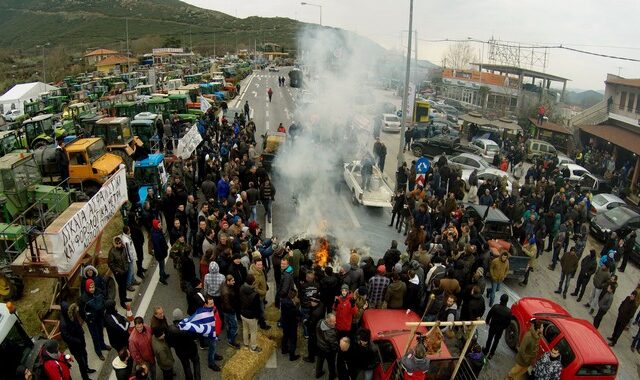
[[42, 339, 72, 380], [129, 316, 156, 379], [333, 284, 357, 337]]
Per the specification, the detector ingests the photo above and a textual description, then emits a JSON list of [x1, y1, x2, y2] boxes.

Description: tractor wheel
[[82, 182, 101, 198], [504, 319, 520, 351], [32, 139, 48, 150], [0, 265, 24, 301]]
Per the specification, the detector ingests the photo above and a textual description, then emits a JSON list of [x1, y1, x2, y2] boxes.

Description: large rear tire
[[505, 319, 520, 351], [0, 265, 24, 301]]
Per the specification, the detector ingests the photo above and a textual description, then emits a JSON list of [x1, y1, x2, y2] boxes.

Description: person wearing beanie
[[150, 219, 170, 285], [166, 308, 200, 380], [151, 327, 175, 379], [42, 339, 72, 380], [333, 284, 357, 337], [80, 278, 111, 360], [384, 272, 407, 309], [484, 294, 512, 359]]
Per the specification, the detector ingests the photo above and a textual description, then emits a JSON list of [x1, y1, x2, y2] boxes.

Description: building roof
[[605, 74, 640, 88], [579, 124, 640, 155], [473, 63, 569, 82], [0, 82, 58, 102], [95, 56, 137, 67], [487, 118, 522, 132], [528, 117, 572, 135], [460, 112, 491, 125], [85, 48, 119, 57]]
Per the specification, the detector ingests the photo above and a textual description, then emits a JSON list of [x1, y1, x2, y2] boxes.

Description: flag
[[178, 306, 216, 338], [200, 96, 212, 113]]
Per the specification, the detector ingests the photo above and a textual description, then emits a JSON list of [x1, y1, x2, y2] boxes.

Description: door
[[539, 319, 560, 357], [373, 339, 397, 380]]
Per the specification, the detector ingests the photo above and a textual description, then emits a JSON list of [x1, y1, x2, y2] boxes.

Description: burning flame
[[314, 238, 330, 268]]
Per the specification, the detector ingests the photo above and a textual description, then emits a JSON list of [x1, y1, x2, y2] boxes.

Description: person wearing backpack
[[41, 339, 72, 380]]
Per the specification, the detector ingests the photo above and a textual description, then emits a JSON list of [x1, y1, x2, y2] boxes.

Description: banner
[[176, 123, 203, 159], [44, 167, 128, 274], [200, 96, 212, 113], [405, 82, 415, 120]]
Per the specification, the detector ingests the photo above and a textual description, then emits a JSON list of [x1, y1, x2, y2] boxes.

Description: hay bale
[[222, 333, 276, 380], [261, 323, 283, 346], [264, 303, 280, 322]]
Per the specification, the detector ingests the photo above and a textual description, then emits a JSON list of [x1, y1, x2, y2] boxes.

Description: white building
[[0, 82, 58, 114]]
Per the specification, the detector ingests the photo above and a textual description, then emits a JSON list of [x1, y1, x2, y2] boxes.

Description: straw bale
[[221, 333, 276, 380]]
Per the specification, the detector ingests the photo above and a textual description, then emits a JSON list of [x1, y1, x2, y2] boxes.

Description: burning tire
[[289, 235, 339, 268]]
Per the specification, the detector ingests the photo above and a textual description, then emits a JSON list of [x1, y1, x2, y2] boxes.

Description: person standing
[[618, 231, 636, 273], [554, 247, 579, 299], [220, 275, 241, 349], [403, 126, 413, 152], [607, 291, 637, 346], [278, 257, 295, 306], [167, 308, 200, 380], [108, 236, 132, 308], [104, 300, 131, 353], [316, 313, 339, 379], [334, 285, 358, 337], [59, 302, 94, 380], [121, 226, 142, 290], [367, 265, 390, 309], [260, 178, 275, 223], [81, 279, 111, 361], [244, 101, 250, 119], [249, 258, 271, 329], [42, 340, 73, 380], [571, 249, 598, 302], [303, 296, 325, 364], [585, 264, 611, 314], [378, 141, 387, 172], [239, 274, 263, 353], [593, 284, 615, 328], [152, 327, 175, 380], [55, 136, 69, 188], [151, 219, 170, 285], [281, 289, 301, 361], [488, 252, 509, 306], [353, 328, 379, 380], [129, 215, 147, 279], [267, 88, 273, 102], [506, 320, 543, 380], [483, 294, 512, 359], [129, 317, 156, 380]]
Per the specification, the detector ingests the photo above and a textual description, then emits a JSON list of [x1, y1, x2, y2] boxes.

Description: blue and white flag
[[178, 306, 216, 338], [200, 96, 212, 113]]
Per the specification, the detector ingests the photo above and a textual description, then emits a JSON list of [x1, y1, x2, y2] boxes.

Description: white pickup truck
[[343, 160, 393, 207]]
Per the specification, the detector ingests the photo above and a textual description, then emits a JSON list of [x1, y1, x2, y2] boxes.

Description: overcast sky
[[184, 0, 640, 90]]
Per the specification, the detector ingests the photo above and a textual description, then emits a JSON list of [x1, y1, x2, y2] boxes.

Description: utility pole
[[213, 33, 216, 57], [397, 0, 414, 168], [125, 18, 130, 57]]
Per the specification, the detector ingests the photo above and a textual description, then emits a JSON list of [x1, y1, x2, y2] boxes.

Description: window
[[628, 93, 636, 112], [636, 93, 640, 114], [553, 338, 575, 367], [375, 340, 397, 372], [577, 364, 617, 376], [542, 321, 561, 343], [68, 152, 87, 165], [619, 91, 627, 110]]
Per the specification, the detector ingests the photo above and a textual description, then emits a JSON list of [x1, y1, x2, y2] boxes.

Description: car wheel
[[505, 319, 520, 351], [412, 146, 423, 157]]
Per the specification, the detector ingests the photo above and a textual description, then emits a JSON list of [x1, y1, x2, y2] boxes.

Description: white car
[[589, 193, 627, 219], [462, 168, 517, 193], [268, 66, 279, 72], [557, 153, 575, 166], [470, 138, 500, 161], [446, 153, 491, 171], [381, 113, 401, 132], [2, 109, 23, 122], [343, 160, 393, 207], [559, 163, 590, 183]]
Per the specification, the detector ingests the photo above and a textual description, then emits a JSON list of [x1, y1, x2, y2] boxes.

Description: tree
[[443, 42, 475, 70], [162, 36, 182, 48]]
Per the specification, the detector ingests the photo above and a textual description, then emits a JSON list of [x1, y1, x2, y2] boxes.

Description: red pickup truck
[[504, 297, 618, 379]]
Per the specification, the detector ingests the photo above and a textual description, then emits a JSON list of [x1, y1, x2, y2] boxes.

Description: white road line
[[252, 91, 257, 98], [266, 120, 270, 130], [266, 110, 269, 118], [134, 256, 165, 318], [266, 350, 278, 368], [234, 73, 256, 107], [340, 196, 362, 228]]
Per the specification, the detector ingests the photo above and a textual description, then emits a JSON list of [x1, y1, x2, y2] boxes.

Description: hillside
[[565, 89, 603, 109], [0, 0, 300, 53]]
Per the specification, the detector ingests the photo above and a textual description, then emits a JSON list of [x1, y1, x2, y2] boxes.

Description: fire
[[314, 238, 330, 268]]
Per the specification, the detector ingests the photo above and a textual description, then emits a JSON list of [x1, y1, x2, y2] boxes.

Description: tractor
[[0, 303, 49, 376], [19, 114, 66, 149], [23, 100, 52, 118], [133, 153, 169, 205], [132, 112, 163, 151], [167, 94, 199, 122], [89, 117, 147, 170], [0, 130, 24, 157]]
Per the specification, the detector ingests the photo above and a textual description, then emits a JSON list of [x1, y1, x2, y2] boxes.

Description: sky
[[183, 0, 640, 91]]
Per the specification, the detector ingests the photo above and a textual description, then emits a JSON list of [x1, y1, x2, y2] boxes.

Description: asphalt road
[[85, 70, 640, 380]]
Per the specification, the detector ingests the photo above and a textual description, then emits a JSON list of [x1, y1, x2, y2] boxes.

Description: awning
[[460, 113, 491, 125], [528, 117, 572, 135], [579, 124, 640, 155], [487, 118, 522, 132]]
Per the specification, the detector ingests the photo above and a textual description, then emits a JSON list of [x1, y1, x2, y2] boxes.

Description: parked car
[[343, 160, 393, 207], [410, 134, 474, 158], [579, 172, 613, 194], [381, 113, 401, 133], [462, 167, 517, 193], [442, 153, 492, 171], [559, 163, 590, 183], [268, 66, 279, 72], [590, 205, 640, 241], [505, 297, 618, 380], [470, 138, 501, 161], [2, 109, 23, 122], [525, 139, 557, 161], [557, 153, 575, 166], [589, 193, 627, 220]]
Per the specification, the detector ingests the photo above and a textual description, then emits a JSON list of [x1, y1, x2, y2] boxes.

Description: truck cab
[[92, 117, 146, 169], [133, 153, 168, 205]]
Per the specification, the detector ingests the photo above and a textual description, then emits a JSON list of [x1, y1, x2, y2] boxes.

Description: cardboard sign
[[176, 123, 203, 159]]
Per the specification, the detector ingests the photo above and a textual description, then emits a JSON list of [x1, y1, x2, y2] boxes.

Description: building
[[439, 64, 569, 117], [0, 82, 58, 114], [84, 48, 120, 66], [151, 48, 194, 65], [572, 74, 640, 193], [95, 56, 137, 74]]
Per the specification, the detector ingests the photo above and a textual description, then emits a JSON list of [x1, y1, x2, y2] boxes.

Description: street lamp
[[36, 42, 50, 87], [300, 2, 322, 26]]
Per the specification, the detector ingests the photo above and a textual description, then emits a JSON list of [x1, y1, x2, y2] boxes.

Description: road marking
[[284, 108, 291, 120], [266, 120, 270, 130], [266, 110, 269, 118], [252, 91, 257, 98], [234, 73, 256, 107], [255, 83, 260, 88], [340, 196, 362, 228]]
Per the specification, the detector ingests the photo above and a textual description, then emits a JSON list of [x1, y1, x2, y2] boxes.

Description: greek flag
[[178, 306, 216, 338]]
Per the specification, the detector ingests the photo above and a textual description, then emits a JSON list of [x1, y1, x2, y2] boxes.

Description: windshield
[[134, 166, 158, 186], [592, 194, 607, 206], [604, 207, 635, 225], [0, 134, 19, 154], [88, 140, 105, 163], [14, 158, 43, 189], [486, 145, 500, 152], [385, 116, 399, 123], [122, 125, 132, 139]]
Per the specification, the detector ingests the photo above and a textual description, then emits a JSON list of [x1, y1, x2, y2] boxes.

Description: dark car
[[590, 205, 640, 241], [631, 229, 640, 264]]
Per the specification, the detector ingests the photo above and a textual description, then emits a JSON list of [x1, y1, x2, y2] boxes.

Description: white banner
[[45, 168, 128, 274], [200, 96, 212, 113], [176, 123, 203, 159], [405, 82, 415, 120]]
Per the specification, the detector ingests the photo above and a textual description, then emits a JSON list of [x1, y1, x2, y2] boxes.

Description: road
[[87, 70, 640, 380]]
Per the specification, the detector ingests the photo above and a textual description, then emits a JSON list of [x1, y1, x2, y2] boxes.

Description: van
[[526, 139, 557, 161]]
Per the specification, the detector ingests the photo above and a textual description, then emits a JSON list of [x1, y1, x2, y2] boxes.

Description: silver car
[[589, 193, 627, 220], [446, 153, 491, 171]]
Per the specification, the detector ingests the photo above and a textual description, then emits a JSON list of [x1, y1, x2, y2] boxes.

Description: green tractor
[[0, 131, 25, 157], [23, 100, 53, 118], [43, 95, 68, 114], [146, 97, 171, 123], [167, 94, 199, 122], [0, 302, 49, 376], [113, 101, 142, 119], [20, 114, 66, 149]]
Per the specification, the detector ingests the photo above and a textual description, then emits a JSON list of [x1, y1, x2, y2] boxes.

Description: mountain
[[0, 0, 300, 52], [564, 89, 603, 109]]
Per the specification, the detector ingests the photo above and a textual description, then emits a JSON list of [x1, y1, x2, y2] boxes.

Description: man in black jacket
[[353, 328, 379, 380], [108, 236, 131, 308], [303, 297, 325, 363], [104, 300, 130, 352], [55, 137, 69, 188], [571, 249, 598, 302], [60, 302, 94, 380], [483, 293, 512, 359], [167, 308, 201, 380], [316, 313, 338, 379]]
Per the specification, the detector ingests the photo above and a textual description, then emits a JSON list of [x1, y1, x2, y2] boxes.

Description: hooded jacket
[[384, 280, 407, 309], [249, 263, 267, 298], [316, 319, 338, 352], [279, 265, 294, 299], [239, 283, 261, 319], [80, 265, 106, 298], [204, 261, 225, 297], [59, 302, 86, 352]]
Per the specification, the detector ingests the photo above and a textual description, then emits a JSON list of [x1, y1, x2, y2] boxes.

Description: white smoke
[[272, 26, 393, 263]]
